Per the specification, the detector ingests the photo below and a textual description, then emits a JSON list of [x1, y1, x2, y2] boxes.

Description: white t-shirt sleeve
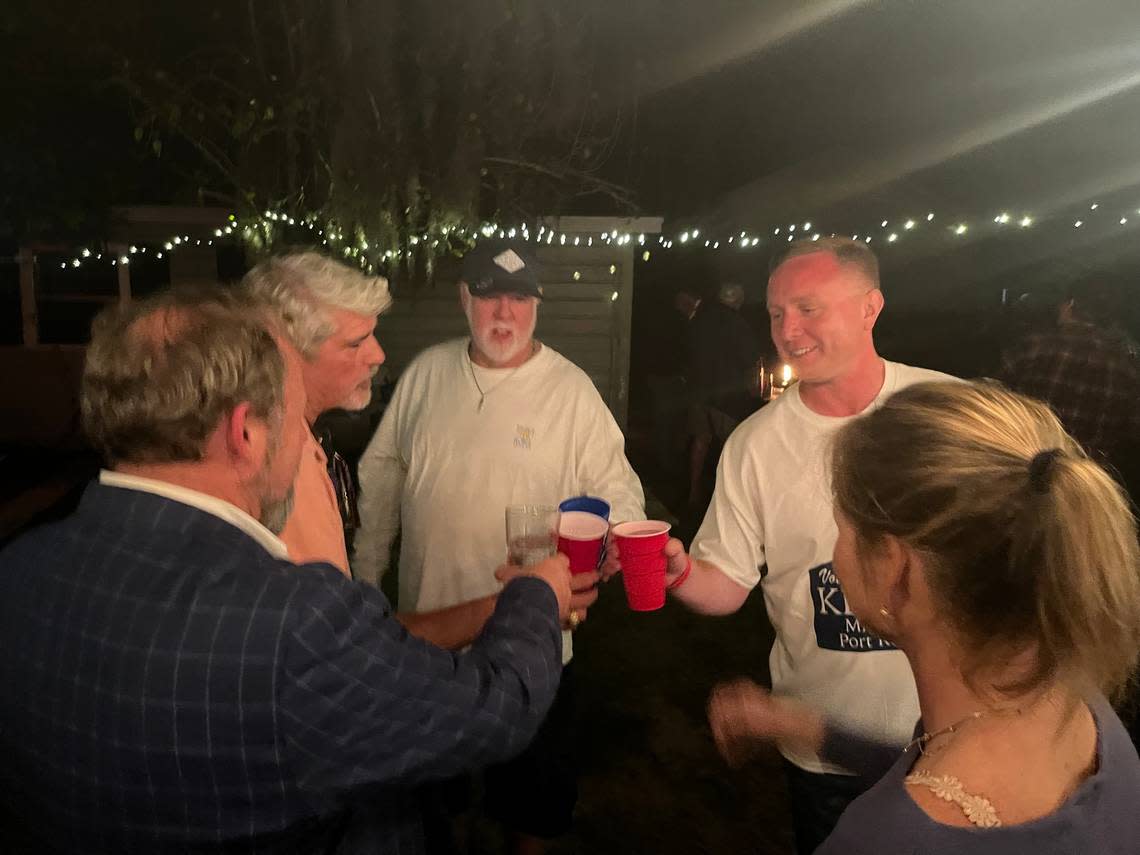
[[573, 379, 646, 524], [690, 424, 765, 590], [353, 375, 409, 587]]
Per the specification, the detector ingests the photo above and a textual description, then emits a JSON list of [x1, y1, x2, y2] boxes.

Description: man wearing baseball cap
[[354, 240, 645, 852]]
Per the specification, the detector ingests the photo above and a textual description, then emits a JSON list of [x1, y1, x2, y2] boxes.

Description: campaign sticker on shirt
[[809, 562, 897, 653]]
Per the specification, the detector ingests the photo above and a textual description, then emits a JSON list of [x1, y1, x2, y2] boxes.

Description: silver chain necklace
[[467, 341, 538, 413], [905, 711, 985, 755]]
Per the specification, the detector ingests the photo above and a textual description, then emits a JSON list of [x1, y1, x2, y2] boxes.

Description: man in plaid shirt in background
[[0, 287, 571, 854], [999, 282, 1140, 493]]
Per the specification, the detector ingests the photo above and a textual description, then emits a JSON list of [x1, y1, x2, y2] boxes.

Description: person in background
[[685, 281, 762, 506], [605, 237, 955, 854], [709, 380, 1140, 854], [244, 252, 393, 574], [998, 280, 1140, 500], [645, 288, 702, 475], [354, 241, 645, 854], [0, 288, 571, 854]]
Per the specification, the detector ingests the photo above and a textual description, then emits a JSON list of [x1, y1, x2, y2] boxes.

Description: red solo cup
[[557, 511, 609, 573], [612, 520, 671, 611]]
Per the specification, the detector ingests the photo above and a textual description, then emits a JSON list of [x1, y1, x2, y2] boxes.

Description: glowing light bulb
[[1074, 220, 1084, 228], [1019, 216, 1033, 228], [955, 224, 968, 235], [803, 222, 811, 230], [926, 213, 934, 221], [887, 233, 898, 242], [904, 220, 915, 230]]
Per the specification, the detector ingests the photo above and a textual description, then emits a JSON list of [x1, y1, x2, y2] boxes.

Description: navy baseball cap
[[460, 242, 543, 299]]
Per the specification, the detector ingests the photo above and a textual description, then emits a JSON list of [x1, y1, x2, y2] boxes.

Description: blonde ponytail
[[832, 381, 1140, 701]]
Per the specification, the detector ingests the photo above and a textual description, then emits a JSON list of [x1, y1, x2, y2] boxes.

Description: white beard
[[463, 299, 537, 367]]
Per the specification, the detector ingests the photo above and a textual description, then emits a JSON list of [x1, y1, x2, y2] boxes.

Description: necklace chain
[[905, 710, 986, 755], [467, 340, 538, 412]]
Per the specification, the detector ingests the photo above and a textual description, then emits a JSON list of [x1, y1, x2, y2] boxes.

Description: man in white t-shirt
[[353, 240, 646, 853], [608, 237, 953, 854]]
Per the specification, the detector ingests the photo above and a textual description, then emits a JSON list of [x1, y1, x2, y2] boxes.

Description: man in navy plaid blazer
[[0, 289, 570, 854]]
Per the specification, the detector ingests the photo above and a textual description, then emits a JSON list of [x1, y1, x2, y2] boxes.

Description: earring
[[879, 606, 892, 619]]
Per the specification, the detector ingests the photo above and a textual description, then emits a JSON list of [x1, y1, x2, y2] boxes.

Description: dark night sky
[[6, 1, 1140, 320]]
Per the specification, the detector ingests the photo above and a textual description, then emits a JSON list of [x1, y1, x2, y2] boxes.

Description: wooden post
[[109, 244, 132, 304], [610, 242, 635, 431], [17, 248, 37, 345]]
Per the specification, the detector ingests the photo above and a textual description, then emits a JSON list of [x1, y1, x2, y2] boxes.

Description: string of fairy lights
[[40, 197, 1140, 275]]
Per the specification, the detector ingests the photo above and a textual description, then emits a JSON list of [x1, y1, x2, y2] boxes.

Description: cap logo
[[493, 249, 526, 274]]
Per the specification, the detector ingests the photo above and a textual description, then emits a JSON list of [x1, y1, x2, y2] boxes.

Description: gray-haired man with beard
[[244, 252, 393, 575]]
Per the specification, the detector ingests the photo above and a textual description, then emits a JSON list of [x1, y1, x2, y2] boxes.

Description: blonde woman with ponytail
[[709, 381, 1140, 853]]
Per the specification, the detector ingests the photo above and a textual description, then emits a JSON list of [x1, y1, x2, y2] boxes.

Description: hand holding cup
[[601, 533, 688, 581], [496, 553, 572, 624]]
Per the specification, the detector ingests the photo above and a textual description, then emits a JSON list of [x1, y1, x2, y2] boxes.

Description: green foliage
[[108, 0, 642, 275]]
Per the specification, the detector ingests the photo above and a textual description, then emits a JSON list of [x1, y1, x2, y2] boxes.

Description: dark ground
[[556, 563, 793, 854]]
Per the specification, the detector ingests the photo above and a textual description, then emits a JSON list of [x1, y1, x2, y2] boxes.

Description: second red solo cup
[[557, 511, 610, 573], [612, 520, 671, 611]]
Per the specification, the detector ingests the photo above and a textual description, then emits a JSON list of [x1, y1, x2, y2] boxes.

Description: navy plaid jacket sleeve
[[278, 568, 563, 807]]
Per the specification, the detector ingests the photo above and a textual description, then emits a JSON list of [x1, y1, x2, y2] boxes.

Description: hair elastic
[[1028, 448, 1062, 494]]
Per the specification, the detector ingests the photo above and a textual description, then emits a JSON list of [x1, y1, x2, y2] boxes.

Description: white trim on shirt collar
[[98, 469, 290, 560]]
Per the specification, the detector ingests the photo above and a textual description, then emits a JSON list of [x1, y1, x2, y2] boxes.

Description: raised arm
[[280, 561, 571, 794]]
